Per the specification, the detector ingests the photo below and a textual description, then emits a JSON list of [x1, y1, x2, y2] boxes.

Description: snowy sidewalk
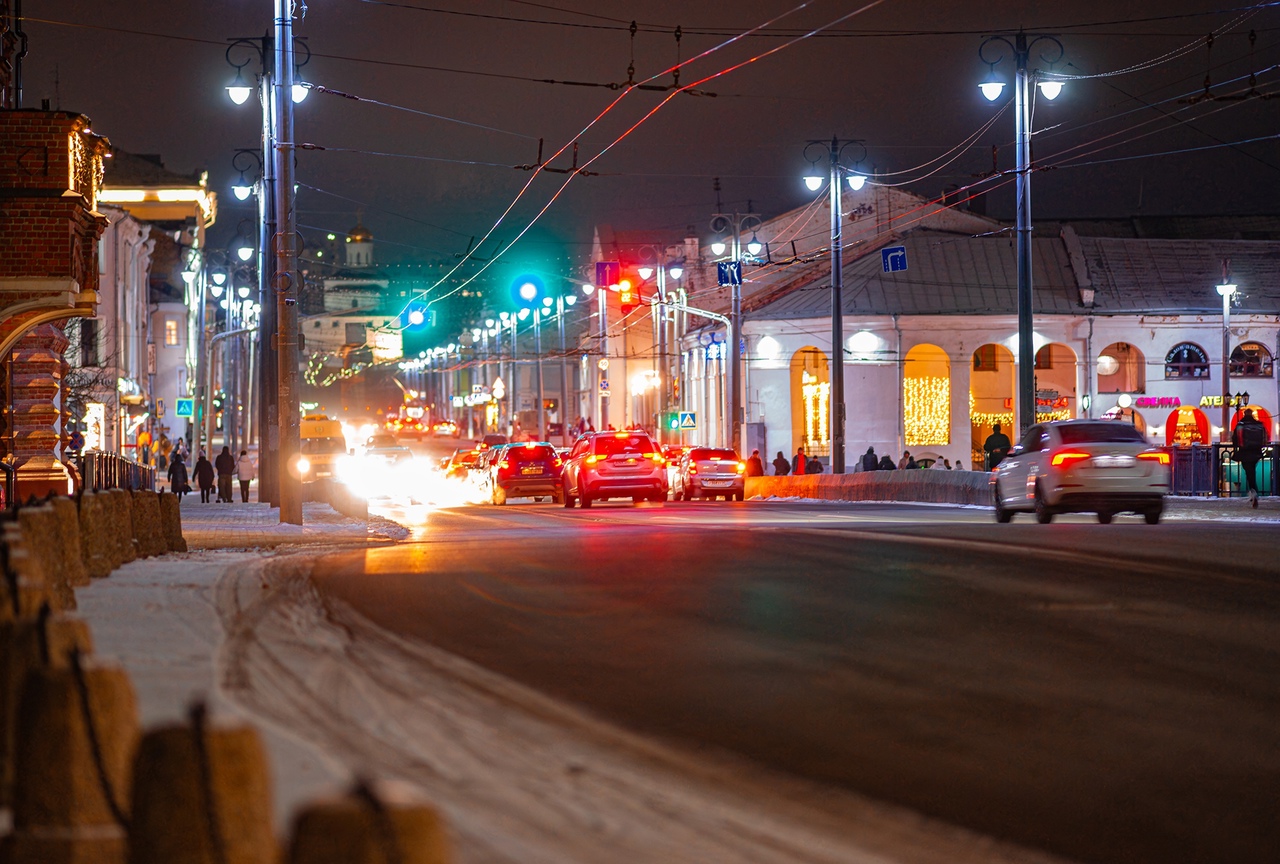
[[176, 498, 409, 548]]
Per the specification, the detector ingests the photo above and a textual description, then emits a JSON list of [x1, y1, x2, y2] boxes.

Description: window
[[1230, 342, 1273, 378], [80, 319, 100, 367], [345, 323, 365, 344], [1164, 342, 1209, 379], [163, 318, 179, 346], [973, 344, 1000, 372], [1059, 423, 1145, 444]]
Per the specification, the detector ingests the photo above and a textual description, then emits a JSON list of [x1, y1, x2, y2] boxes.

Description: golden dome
[[347, 223, 373, 243]]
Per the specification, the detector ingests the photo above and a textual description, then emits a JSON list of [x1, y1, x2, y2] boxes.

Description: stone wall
[[746, 470, 993, 506]]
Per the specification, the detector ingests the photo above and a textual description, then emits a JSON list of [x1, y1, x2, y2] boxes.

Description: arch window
[[1230, 342, 1273, 378], [1097, 342, 1146, 393], [1164, 342, 1209, 379]]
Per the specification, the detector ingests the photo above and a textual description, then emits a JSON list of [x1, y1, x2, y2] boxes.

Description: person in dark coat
[[193, 453, 215, 503], [772, 451, 790, 476], [167, 452, 189, 498], [983, 423, 1012, 470], [214, 446, 236, 503], [1232, 408, 1269, 507], [877, 454, 896, 470], [860, 446, 878, 472], [745, 449, 765, 477], [807, 456, 824, 474]]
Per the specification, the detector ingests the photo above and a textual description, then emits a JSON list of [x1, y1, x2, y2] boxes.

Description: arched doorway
[[1166, 406, 1210, 445], [1033, 342, 1077, 421], [1230, 404, 1274, 432], [1097, 342, 1146, 393], [970, 343, 1015, 468], [903, 344, 950, 447], [790, 347, 829, 457]]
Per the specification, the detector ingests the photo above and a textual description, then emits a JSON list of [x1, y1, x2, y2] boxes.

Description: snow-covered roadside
[[213, 559, 1075, 864], [749, 495, 1280, 522]]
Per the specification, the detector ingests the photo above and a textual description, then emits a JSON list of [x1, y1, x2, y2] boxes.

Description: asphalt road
[[309, 494, 1279, 864]]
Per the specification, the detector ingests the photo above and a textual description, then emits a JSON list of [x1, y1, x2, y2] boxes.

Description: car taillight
[[585, 454, 601, 465], [643, 452, 664, 464], [1138, 451, 1171, 465], [498, 460, 510, 470], [553, 458, 563, 468], [688, 465, 698, 474], [1050, 451, 1091, 468], [735, 461, 745, 474]]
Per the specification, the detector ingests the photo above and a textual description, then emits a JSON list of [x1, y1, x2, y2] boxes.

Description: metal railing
[[1168, 443, 1278, 498], [77, 450, 156, 492]]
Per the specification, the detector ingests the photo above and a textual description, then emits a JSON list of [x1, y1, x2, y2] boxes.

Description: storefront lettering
[[1134, 396, 1181, 409], [1199, 395, 1247, 408]]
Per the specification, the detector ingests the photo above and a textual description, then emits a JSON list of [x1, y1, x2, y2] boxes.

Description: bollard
[[15, 504, 76, 610], [78, 491, 115, 579], [0, 608, 94, 809], [50, 496, 90, 587], [107, 489, 137, 568], [4, 518, 70, 612], [157, 492, 188, 554], [9, 652, 138, 864], [129, 491, 167, 559], [285, 779, 452, 864], [128, 703, 276, 864]]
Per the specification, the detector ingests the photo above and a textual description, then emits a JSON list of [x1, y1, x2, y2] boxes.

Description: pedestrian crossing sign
[[175, 398, 194, 418], [678, 411, 697, 429]]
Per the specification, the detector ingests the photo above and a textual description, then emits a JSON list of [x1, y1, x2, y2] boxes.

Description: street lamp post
[[1217, 260, 1237, 442], [979, 32, 1065, 438], [709, 213, 761, 456], [638, 255, 685, 446], [803, 139, 866, 474], [535, 305, 546, 440]]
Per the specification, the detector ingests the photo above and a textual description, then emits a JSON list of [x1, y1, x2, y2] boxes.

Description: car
[[478, 433, 509, 450], [561, 430, 667, 508], [991, 419, 1171, 524], [487, 441, 564, 505], [363, 433, 413, 465], [443, 447, 481, 480], [672, 447, 745, 501], [431, 420, 460, 438]]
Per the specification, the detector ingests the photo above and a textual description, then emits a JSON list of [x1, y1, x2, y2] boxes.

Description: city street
[[290, 495, 1280, 864]]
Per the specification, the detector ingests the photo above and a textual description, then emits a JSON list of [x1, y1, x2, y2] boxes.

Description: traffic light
[[510, 273, 545, 308], [618, 278, 637, 315]]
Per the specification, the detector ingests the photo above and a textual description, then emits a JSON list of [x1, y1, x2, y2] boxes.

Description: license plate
[[625, 458, 637, 465], [1092, 455, 1136, 468], [703, 479, 731, 487], [521, 466, 542, 475]]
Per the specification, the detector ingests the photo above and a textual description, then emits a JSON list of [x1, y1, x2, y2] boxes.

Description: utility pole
[[273, 0, 301, 524]]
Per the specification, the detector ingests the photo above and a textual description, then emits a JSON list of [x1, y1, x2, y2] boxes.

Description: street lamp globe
[[210, 282, 225, 298], [565, 295, 576, 306], [518, 281, 538, 303], [637, 266, 654, 280], [226, 70, 253, 105], [181, 269, 196, 286], [746, 234, 763, 256], [1037, 79, 1064, 100], [542, 296, 553, 308], [408, 309, 425, 326], [710, 240, 726, 256], [232, 182, 253, 201], [292, 82, 309, 103], [485, 318, 495, 328], [803, 174, 824, 192], [667, 265, 683, 280], [846, 173, 867, 191], [236, 244, 254, 262], [517, 308, 530, 321], [211, 270, 227, 287], [1217, 282, 1238, 298], [499, 311, 510, 321], [581, 282, 595, 295], [237, 284, 251, 299]]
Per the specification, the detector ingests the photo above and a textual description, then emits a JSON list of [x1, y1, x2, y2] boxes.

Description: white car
[[992, 419, 1170, 524]]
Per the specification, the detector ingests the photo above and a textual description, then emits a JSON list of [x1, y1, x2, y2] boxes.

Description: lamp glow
[[210, 282, 224, 298], [637, 266, 654, 280], [518, 282, 538, 302], [226, 79, 252, 104], [211, 270, 227, 286], [408, 309, 425, 326], [846, 173, 867, 191], [1037, 79, 1063, 100], [517, 308, 530, 320], [1217, 283, 1237, 297], [746, 235, 763, 256], [710, 240, 726, 256], [980, 80, 1005, 101], [582, 283, 595, 295], [236, 245, 254, 262], [565, 295, 576, 306], [804, 175, 823, 192], [292, 83, 309, 103], [668, 265, 683, 280], [180, 270, 196, 286], [232, 183, 253, 201], [237, 284, 251, 299]]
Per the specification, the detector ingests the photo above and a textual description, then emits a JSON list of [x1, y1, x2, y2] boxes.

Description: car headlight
[[296, 456, 311, 475]]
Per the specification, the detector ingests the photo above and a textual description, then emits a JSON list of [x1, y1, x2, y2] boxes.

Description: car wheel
[[1034, 483, 1054, 524], [1096, 511, 1113, 524], [562, 492, 574, 508], [733, 492, 744, 502], [1144, 509, 1161, 525], [580, 490, 592, 508], [993, 483, 1013, 523], [492, 485, 506, 506]]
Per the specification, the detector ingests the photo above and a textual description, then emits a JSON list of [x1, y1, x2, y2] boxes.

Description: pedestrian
[[807, 456, 824, 474], [792, 446, 807, 475], [860, 446, 878, 472], [983, 423, 1012, 470], [957, 459, 967, 471], [235, 449, 256, 503], [944, 458, 953, 470], [1232, 408, 1269, 507], [745, 448, 765, 477], [168, 452, 189, 498], [898, 450, 911, 470], [193, 452, 215, 503], [215, 445, 236, 503], [931, 456, 946, 469], [772, 450, 791, 476], [906, 453, 918, 470]]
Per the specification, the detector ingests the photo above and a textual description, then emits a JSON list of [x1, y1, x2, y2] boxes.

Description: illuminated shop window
[[1230, 342, 1273, 378], [1164, 342, 1209, 379]]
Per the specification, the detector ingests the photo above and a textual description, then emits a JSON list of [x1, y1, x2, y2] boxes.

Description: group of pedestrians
[[765, 446, 825, 475], [165, 446, 257, 503]]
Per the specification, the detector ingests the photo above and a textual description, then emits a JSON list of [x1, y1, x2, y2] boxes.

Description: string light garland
[[904, 376, 950, 446]]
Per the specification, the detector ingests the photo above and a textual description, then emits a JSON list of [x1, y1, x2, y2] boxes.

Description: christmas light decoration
[[904, 376, 950, 446], [801, 370, 830, 453]]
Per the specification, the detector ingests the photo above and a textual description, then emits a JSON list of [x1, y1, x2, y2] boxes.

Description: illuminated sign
[[1135, 396, 1181, 409], [371, 330, 403, 362], [1199, 395, 1248, 408], [84, 403, 106, 451]]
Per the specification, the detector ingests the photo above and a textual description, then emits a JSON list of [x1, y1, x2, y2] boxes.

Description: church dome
[[347, 223, 373, 244]]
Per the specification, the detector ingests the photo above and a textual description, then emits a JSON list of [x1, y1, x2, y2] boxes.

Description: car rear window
[[593, 433, 655, 457], [506, 444, 556, 462], [1059, 423, 1147, 444], [689, 448, 738, 461]]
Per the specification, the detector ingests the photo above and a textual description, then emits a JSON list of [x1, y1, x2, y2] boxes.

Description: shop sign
[[1135, 396, 1181, 409], [1199, 395, 1247, 408], [84, 403, 106, 451]]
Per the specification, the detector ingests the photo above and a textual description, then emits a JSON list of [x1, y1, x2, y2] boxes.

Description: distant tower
[[346, 219, 373, 268]]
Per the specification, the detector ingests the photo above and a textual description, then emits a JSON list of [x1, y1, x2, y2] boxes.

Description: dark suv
[[488, 442, 564, 505], [562, 430, 667, 507]]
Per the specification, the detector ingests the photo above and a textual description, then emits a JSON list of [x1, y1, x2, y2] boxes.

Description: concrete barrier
[[78, 492, 116, 579], [157, 491, 188, 554], [107, 489, 137, 567], [286, 781, 451, 864], [746, 469, 994, 507], [129, 708, 276, 864], [10, 657, 138, 864], [0, 611, 94, 809], [14, 506, 74, 610], [130, 490, 167, 558], [50, 496, 89, 588]]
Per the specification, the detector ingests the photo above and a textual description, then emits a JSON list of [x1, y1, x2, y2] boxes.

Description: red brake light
[[553, 457, 563, 468], [498, 460, 509, 470], [585, 454, 601, 465], [1050, 451, 1091, 468], [1138, 451, 1171, 465], [688, 465, 697, 474]]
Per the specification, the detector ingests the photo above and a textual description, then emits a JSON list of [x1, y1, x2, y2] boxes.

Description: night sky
[[19, 1, 1280, 282]]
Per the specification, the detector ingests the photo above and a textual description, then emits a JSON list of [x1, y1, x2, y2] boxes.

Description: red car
[[488, 442, 563, 505], [561, 430, 667, 508]]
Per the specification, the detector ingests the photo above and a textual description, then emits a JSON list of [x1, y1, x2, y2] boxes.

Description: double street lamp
[[637, 251, 684, 446], [979, 32, 1065, 438], [709, 212, 761, 454], [801, 138, 866, 474], [1216, 260, 1238, 442]]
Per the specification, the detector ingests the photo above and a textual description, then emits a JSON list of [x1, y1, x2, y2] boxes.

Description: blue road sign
[[882, 246, 907, 273], [175, 398, 194, 418], [595, 261, 620, 287], [717, 261, 742, 286], [678, 411, 697, 430]]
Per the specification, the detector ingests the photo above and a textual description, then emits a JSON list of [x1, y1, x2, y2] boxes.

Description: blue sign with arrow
[[882, 246, 907, 273]]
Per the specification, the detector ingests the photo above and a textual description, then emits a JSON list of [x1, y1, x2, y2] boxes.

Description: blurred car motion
[[672, 447, 745, 501], [362, 433, 413, 465], [443, 448, 481, 480], [561, 430, 667, 508]]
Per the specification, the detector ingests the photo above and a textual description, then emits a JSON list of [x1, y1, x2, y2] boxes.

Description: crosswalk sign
[[678, 411, 696, 430], [175, 398, 194, 418]]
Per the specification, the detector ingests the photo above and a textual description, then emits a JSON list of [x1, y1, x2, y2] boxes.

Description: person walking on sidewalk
[[214, 446, 236, 503], [167, 452, 189, 499], [235, 449, 256, 503], [772, 451, 790, 476], [1232, 408, 1269, 507], [193, 452, 215, 503]]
